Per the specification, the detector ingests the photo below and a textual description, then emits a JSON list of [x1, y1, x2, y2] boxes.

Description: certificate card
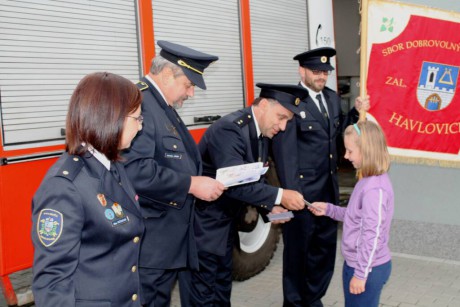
[[216, 162, 269, 187]]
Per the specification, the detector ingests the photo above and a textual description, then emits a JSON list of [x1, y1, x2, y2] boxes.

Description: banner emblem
[[417, 62, 459, 111]]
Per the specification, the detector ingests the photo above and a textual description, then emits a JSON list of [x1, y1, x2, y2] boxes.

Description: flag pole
[[359, 0, 369, 121]]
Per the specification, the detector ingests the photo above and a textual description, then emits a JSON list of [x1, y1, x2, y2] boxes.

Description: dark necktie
[[110, 163, 121, 184], [168, 106, 181, 124], [316, 94, 329, 126], [258, 135, 266, 163]]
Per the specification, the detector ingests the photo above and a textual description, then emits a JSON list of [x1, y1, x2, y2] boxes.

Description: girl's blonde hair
[[344, 121, 390, 178]]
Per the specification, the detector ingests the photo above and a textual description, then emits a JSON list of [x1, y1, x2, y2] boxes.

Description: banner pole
[[359, 0, 369, 121]]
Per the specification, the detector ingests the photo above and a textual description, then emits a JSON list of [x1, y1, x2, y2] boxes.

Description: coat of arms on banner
[[417, 62, 459, 111]]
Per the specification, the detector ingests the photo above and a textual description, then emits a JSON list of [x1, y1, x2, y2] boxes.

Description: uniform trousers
[[189, 227, 235, 307], [282, 209, 338, 307], [139, 267, 190, 307]]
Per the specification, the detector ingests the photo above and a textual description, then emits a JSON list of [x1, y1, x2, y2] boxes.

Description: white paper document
[[216, 162, 269, 187]]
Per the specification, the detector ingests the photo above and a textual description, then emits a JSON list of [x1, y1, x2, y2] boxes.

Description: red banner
[[365, 1, 460, 165]]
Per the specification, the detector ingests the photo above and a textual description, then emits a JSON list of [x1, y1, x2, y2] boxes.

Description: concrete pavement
[[170, 237, 460, 307]]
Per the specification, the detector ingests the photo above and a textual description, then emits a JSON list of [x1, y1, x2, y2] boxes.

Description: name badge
[[165, 152, 182, 159]]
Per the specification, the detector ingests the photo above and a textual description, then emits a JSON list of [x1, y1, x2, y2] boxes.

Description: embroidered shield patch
[[37, 209, 63, 247]]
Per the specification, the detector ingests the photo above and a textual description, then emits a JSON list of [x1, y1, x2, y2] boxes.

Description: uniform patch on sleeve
[[37, 209, 63, 247]]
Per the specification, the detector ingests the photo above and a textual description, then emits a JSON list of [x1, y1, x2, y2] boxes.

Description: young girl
[[309, 120, 394, 307]]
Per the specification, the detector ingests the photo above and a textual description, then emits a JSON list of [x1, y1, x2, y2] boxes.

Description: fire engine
[[0, 0, 336, 304]]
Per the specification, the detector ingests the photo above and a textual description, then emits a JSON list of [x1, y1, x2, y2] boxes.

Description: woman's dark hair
[[66, 72, 142, 161]]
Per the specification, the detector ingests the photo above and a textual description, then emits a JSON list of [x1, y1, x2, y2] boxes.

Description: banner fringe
[[390, 155, 460, 169]]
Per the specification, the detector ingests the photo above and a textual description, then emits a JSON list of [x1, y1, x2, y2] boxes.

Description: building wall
[[333, 0, 361, 78]]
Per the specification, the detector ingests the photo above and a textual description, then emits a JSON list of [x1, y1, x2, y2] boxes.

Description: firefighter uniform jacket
[[272, 86, 345, 204], [32, 152, 144, 307], [195, 107, 279, 256], [271, 86, 358, 305], [122, 77, 200, 270]]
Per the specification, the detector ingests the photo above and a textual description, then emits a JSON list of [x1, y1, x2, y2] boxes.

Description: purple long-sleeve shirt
[[326, 173, 394, 279]]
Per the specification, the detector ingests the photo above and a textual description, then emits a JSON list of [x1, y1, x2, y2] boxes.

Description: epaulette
[[233, 113, 253, 128], [56, 155, 84, 182], [136, 81, 149, 91]]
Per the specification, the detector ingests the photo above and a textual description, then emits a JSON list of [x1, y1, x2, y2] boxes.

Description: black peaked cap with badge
[[158, 40, 218, 90], [293, 47, 336, 71], [256, 83, 309, 115]]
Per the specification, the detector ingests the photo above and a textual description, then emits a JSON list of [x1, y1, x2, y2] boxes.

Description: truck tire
[[232, 211, 281, 281], [232, 157, 282, 281]]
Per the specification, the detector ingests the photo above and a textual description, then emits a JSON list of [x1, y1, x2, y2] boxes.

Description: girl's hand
[[350, 276, 366, 295], [307, 202, 327, 216]]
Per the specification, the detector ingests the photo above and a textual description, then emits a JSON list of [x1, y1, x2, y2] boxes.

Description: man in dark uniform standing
[[190, 83, 309, 306], [272, 47, 369, 307], [122, 41, 225, 307]]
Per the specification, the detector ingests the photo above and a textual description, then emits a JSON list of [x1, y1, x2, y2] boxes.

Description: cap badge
[[321, 56, 327, 63], [295, 98, 300, 106], [177, 60, 203, 75]]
